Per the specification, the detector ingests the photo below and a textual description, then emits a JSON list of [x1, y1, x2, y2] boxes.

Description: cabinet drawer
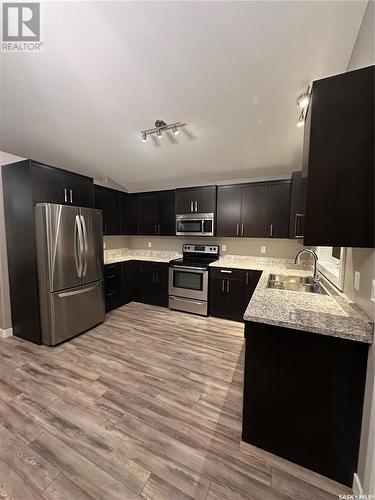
[[104, 263, 121, 277], [210, 267, 244, 281]]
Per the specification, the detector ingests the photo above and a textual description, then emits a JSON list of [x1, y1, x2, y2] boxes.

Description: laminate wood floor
[[0, 302, 352, 500]]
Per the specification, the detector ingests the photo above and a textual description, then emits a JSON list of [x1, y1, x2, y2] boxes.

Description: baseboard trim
[[353, 473, 363, 496], [0, 327, 13, 338]]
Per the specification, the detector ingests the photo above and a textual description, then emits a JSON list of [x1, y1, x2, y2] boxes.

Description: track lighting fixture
[[296, 85, 311, 127], [140, 120, 185, 142]]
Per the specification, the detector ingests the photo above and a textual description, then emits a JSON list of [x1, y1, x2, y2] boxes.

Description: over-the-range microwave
[[176, 213, 214, 236]]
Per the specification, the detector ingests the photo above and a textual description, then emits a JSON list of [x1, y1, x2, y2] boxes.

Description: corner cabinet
[[303, 65, 374, 248], [217, 181, 290, 238], [94, 186, 122, 235]]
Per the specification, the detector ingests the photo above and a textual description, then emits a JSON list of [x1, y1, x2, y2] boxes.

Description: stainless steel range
[[169, 244, 219, 316]]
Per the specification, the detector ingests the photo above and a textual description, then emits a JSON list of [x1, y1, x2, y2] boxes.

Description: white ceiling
[[0, 1, 367, 192]]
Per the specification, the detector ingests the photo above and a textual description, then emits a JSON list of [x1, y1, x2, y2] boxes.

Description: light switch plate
[[148, 241, 152, 248], [261, 246, 266, 254], [222, 244, 227, 252], [354, 271, 360, 291]]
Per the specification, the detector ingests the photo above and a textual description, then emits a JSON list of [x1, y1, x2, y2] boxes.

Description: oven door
[[176, 214, 214, 236], [169, 267, 208, 301]]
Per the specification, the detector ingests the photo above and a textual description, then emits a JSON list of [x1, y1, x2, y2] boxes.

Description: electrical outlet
[[261, 246, 266, 254], [354, 271, 360, 291], [148, 241, 152, 248], [222, 244, 227, 252]]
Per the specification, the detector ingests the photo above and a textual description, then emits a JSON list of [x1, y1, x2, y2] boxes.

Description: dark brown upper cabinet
[[175, 186, 216, 214], [289, 171, 306, 239], [137, 190, 175, 236], [268, 181, 290, 238], [241, 184, 269, 237], [94, 185, 122, 235], [32, 162, 93, 208], [217, 181, 290, 238], [304, 65, 374, 248]]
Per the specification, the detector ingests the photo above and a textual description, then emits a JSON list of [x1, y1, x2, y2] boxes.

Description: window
[[316, 246, 346, 291]]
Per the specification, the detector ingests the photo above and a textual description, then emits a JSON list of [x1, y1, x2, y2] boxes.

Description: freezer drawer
[[41, 280, 105, 345]]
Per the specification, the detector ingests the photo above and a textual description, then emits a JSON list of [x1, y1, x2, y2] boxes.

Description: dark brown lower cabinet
[[104, 263, 123, 312], [209, 268, 261, 322], [136, 261, 169, 307], [242, 321, 369, 487], [104, 260, 169, 312]]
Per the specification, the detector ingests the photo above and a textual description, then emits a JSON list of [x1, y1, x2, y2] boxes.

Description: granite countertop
[[104, 248, 181, 265], [210, 255, 373, 344]]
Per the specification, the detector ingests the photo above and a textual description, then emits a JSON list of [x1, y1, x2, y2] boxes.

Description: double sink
[[267, 274, 327, 295]]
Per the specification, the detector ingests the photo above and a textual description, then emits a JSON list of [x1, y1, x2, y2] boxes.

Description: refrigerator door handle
[[80, 215, 88, 277], [57, 283, 100, 298], [74, 215, 84, 278]]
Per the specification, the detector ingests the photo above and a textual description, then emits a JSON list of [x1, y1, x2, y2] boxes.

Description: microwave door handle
[[201, 220, 205, 235]]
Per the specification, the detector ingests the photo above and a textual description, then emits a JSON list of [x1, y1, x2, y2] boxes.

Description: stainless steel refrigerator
[[35, 203, 105, 346]]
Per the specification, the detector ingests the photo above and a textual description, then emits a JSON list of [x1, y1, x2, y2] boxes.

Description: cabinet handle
[[241, 224, 244, 236], [194, 201, 198, 212], [64, 188, 67, 203], [294, 213, 304, 238], [152, 272, 155, 283], [104, 223, 107, 233], [70, 189, 73, 204], [245, 272, 249, 285], [156, 272, 159, 283], [154, 224, 157, 234], [222, 279, 225, 292], [106, 291, 117, 297], [226, 280, 230, 293], [269, 224, 273, 237], [190, 201, 194, 212], [236, 224, 239, 236], [158, 224, 161, 234], [220, 269, 232, 274]]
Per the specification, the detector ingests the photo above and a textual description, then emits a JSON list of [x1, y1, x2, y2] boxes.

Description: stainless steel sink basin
[[267, 274, 328, 295]]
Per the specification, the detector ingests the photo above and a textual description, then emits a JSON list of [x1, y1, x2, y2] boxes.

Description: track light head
[[141, 132, 147, 142], [297, 93, 310, 109], [172, 126, 180, 136], [157, 129, 162, 139], [296, 110, 305, 127]]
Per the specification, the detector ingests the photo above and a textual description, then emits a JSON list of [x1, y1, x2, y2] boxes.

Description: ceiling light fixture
[[296, 85, 311, 127], [140, 119, 185, 142]]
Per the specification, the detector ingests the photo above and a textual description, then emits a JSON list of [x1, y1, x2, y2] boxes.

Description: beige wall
[[122, 235, 305, 259], [345, 1, 375, 495], [0, 152, 26, 333]]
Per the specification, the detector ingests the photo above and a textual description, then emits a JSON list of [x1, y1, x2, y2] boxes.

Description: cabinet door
[[158, 190, 175, 235], [65, 174, 93, 208], [176, 189, 195, 214], [268, 182, 290, 238], [194, 186, 216, 214], [289, 172, 306, 239], [304, 66, 374, 247], [137, 261, 154, 304], [225, 278, 245, 322], [209, 277, 228, 319], [152, 263, 169, 307], [137, 193, 159, 235], [217, 186, 242, 237], [121, 260, 136, 304], [94, 187, 120, 235], [32, 165, 68, 204], [241, 184, 269, 237], [243, 270, 262, 315], [122, 194, 138, 235]]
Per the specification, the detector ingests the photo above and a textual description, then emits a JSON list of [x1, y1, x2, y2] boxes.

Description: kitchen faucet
[[294, 249, 319, 281]]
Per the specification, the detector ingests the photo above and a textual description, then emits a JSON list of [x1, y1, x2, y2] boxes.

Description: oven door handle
[[170, 265, 207, 272]]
